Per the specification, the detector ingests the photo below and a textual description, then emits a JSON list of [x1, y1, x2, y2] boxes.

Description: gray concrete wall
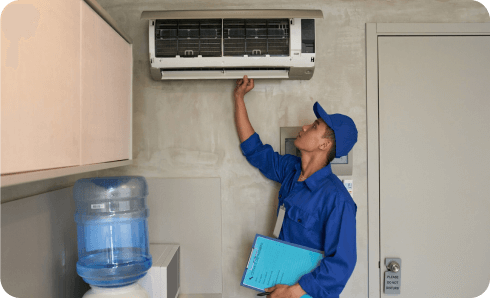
[[1, 0, 488, 298]]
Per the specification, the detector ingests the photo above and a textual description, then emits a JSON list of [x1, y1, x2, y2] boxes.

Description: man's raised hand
[[234, 75, 254, 99]]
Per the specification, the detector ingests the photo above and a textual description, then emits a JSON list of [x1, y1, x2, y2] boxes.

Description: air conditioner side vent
[[301, 19, 315, 53]]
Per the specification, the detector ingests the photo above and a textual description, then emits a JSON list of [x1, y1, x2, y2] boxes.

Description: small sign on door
[[384, 258, 401, 294]]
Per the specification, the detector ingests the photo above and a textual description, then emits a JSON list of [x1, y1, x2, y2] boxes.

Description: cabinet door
[[80, 1, 132, 165], [1, 0, 81, 174]]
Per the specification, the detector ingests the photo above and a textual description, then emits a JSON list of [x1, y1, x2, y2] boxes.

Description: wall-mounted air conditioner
[[140, 10, 323, 80]]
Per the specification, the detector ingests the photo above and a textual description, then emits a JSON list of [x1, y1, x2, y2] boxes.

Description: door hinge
[[379, 261, 380, 268]]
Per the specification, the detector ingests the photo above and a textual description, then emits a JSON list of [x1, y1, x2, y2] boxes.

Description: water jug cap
[[73, 176, 148, 201]]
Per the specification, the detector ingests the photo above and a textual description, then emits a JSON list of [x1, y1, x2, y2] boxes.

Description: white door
[[378, 34, 490, 297]]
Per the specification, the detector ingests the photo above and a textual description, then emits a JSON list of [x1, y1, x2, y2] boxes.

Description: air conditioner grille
[[154, 19, 290, 58], [155, 19, 222, 57], [223, 19, 289, 56]]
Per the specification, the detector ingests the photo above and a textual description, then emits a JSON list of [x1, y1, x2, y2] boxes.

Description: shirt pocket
[[286, 205, 321, 232]]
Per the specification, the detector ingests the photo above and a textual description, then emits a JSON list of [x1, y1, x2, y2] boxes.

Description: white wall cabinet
[[1, 0, 132, 187]]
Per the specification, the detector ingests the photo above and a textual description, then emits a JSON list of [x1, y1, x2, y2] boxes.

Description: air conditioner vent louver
[[155, 19, 222, 57], [161, 67, 290, 71]]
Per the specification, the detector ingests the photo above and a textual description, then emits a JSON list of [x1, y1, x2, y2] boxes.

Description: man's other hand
[[265, 284, 307, 298], [234, 75, 254, 99]]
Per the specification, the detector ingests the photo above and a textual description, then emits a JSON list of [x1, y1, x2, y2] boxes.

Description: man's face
[[294, 118, 329, 153]]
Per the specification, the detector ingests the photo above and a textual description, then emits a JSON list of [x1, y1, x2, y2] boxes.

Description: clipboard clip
[[247, 247, 256, 270]]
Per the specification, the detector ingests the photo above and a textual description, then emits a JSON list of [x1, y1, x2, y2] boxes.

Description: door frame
[[365, 22, 490, 298]]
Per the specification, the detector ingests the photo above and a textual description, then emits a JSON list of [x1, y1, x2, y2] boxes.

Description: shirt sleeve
[[240, 132, 298, 184], [297, 198, 357, 298]]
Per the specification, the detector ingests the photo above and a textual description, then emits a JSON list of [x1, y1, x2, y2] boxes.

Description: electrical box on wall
[[280, 126, 353, 176], [140, 9, 323, 80]]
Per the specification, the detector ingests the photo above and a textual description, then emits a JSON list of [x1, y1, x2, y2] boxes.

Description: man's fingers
[[243, 75, 249, 85], [244, 78, 254, 92], [236, 75, 254, 94]]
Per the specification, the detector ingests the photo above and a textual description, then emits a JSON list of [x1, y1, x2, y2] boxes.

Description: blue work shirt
[[240, 132, 357, 298]]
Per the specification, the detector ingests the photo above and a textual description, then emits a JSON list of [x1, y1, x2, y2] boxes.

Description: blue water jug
[[74, 176, 152, 288]]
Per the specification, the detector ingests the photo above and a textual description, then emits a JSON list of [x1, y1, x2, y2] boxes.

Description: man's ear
[[319, 138, 331, 152]]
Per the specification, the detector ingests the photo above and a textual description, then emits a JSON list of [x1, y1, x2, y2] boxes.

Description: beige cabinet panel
[[1, 0, 81, 174], [81, 1, 132, 165], [145, 178, 222, 295]]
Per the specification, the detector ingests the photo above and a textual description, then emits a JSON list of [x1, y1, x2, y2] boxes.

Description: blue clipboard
[[240, 234, 324, 293]]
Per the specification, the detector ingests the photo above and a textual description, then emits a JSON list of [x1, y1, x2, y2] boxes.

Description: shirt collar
[[295, 163, 333, 192]]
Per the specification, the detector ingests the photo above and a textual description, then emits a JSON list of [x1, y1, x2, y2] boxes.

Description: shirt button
[[297, 219, 302, 223], [279, 195, 282, 198]]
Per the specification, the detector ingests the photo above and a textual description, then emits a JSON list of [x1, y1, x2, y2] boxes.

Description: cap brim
[[313, 102, 333, 128]]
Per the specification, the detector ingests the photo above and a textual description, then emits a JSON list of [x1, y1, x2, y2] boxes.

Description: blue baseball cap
[[313, 102, 358, 158]]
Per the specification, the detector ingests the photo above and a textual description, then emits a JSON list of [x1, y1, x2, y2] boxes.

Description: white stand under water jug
[[74, 176, 152, 298], [83, 283, 149, 298]]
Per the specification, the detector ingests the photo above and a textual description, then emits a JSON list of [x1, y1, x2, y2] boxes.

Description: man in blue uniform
[[234, 76, 358, 298]]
